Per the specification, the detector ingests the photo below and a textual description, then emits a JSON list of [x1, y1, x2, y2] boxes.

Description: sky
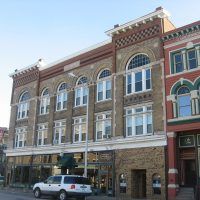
[[0, 0, 199, 127]]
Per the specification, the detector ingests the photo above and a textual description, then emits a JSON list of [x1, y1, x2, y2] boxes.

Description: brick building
[[0, 127, 8, 176], [163, 21, 200, 199], [6, 7, 175, 199]]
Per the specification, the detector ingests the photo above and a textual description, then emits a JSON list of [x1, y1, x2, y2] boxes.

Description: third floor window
[[40, 88, 50, 115], [126, 54, 151, 95], [56, 83, 67, 111], [97, 69, 112, 102]]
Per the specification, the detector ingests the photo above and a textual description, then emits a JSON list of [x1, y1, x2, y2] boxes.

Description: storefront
[[178, 134, 199, 187], [6, 150, 114, 195]]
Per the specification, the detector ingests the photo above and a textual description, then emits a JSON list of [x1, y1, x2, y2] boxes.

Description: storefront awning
[[57, 155, 75, 169]]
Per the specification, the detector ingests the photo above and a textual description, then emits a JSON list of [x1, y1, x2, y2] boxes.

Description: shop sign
[[99, 152, 112, 161], [179, 135, 195, 147]]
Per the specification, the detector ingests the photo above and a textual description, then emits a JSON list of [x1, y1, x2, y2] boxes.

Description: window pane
[[178, 95, 191, 117], [174, 54, 183, 73], [146, 69, 151, 90], [135, 116, 143, 135], [127, 117, 132, 136], [127, 74, 132, 94], [135, 72, 142, 92], [188, 50, 197, 69]]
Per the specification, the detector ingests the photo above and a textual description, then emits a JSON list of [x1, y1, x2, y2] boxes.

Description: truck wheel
[[59, 190, 67, 200]]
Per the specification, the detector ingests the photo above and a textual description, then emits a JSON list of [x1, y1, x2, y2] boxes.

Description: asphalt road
[[0, 191, 52, 200]]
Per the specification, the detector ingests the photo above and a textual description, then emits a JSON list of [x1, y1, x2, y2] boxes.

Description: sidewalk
[[0, 187, 146, 200]]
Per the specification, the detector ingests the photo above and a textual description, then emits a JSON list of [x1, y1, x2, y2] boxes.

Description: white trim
[[168, 184, 179, 188], [5, 134, 166, 156], [168, 168, 178, 174], [168, 114, 200, 122], [167, 132, 176, 138], [105, 8, 170, 36]]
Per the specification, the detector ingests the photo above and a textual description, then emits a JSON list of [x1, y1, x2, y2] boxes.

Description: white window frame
[[97, 69, 112, 102], [125, 105, 153, 137], [73, 116, 86, 143], [126, 68, 151, 95], [53, 120, 66, 144], [96, 112, 112, 140], [75, 86, 88, 107], [15, 127, 27, 148], [37, 124, 48, 146], [56, 83, 67, 111], [17, 92, 30, 120], [40, 88, 50, 115]]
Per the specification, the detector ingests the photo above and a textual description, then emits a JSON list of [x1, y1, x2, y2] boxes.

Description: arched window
[[126, 54, 151, 94], [177, 86, 191, 117], [75, 76, 88, 107], [40, 88, 50, 114], [97, 69, 112, 101], [17, 91, 30, 119], [56, 82, 67, 111]]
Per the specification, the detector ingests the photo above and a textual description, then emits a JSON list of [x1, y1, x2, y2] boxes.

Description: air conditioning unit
[[53, 139, 59, 145], [103, 134, 111, 139]]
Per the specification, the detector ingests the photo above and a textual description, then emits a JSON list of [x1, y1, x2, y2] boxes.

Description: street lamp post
[[68, 72, 89, 178]]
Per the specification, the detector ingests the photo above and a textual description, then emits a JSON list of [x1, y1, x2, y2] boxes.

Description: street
[[0, 191, 117, 200]]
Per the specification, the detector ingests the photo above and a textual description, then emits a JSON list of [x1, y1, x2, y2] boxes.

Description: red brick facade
[[163, 21, 200, 199]]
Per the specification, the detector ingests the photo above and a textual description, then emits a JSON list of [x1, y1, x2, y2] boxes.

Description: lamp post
[[68, 72, 89, 177]]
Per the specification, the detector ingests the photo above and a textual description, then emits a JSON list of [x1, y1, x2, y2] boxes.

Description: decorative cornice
[[9, 59, 45, 78], [105, 7, 170, 37], [163, 22, 200, 42]]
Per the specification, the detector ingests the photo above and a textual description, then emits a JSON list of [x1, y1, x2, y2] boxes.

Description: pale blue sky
[[0, 0, 199, 127]]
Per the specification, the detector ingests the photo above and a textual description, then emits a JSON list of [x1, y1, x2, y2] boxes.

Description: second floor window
[[17, 91, 30, 120], [96, 113, 111, 140], [15, 127, 27, 148], [187, 49, 198, 69], [53, 121, 66, 144], [177, 86, 191, 117], [75, 76, 88, 107], [37, 124, 48, 146], [40, 88, 50, 115], [126, 105, 153, 136], [73, 117, 86, 142], [97, 69, 112, 101], [56, 83, 67, 111], [126, 54, 151, 95]]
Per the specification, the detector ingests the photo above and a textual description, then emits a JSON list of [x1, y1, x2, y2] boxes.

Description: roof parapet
[[105, 7, 170, 37], [9, 59, 46, 78]]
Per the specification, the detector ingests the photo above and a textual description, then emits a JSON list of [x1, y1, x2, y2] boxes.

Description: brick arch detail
[[170, 79, 194, 95], [93, 63, 112, 81], [118, 45, 156, 72], [15, 87, 32, 103], [194, 77, 200, 89]]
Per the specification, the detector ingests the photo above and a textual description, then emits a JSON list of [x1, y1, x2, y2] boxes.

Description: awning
[[57, 155, 75, 169]]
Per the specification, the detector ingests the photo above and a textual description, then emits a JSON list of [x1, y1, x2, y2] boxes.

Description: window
[[96, 113, 111, 140], [75, 76, 88, 107], [53, 176, 62, 184], [73, 117, 86, 142], [97, 69, 112, 101], [177, 86, 191, 117], [126, 54, 151, 94], [174, 53, 183, 73], [37, 124, 48, 146], [56, 83, 67, 111], [15, 127, 27, 148], [53, 121, 66, 144], [187, 49, 198, 69], [40, 88, 50, 115], [17, 91, 30, 120], [126, 105, 153, 136], [171, 46, 199, 74]]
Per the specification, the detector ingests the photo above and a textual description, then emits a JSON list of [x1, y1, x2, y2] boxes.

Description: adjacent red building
[[163, 21, 200, 199]]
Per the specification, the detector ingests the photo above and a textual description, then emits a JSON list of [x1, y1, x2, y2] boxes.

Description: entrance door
[[132, 170, 146, 198], [185, 160, 196, 187]]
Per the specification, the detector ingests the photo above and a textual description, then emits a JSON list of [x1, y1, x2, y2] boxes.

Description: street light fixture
[[68, 72, 89, 178]]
